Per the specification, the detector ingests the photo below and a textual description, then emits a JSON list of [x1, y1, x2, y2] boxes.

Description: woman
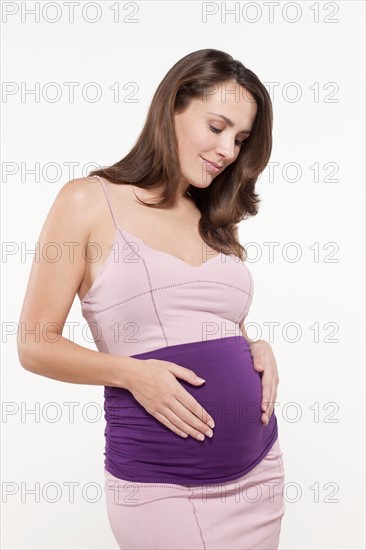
[[17, 49, 285, 549]]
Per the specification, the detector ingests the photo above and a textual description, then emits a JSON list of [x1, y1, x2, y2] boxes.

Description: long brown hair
[[88, 48, 273, 261]]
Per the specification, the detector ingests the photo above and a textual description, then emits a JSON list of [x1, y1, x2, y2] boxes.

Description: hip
[[103, 438, 286, 549]]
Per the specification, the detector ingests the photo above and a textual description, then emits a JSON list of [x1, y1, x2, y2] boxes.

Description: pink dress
[[80, 176, 286, 549]]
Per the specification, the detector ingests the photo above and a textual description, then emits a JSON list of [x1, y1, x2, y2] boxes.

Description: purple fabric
[[104, 335, 278, 486]]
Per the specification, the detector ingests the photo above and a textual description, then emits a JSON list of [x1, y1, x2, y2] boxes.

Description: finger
[[265, 375, 279, 421], [260, 374, 272, 412], [260, 371, 273, 424], [261, 393, 278, 424], [153, 411, 188, 438], [175, 387, 215, 428], [250, 343, 266, 371], [161, 401, 213, 440], [253, 361, 264, 372]]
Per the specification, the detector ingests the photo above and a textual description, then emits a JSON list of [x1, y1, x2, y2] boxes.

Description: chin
[[188, 181, 212, 191], [187, 172, 215, 189]]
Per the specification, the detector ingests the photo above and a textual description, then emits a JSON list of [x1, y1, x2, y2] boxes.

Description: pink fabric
[[104, 438, 285, 549], [81, 176, 285, 547], [80, 176, 254, 357]]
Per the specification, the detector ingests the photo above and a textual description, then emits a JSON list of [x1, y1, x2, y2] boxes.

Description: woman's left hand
[[249, 339, 279, 425]]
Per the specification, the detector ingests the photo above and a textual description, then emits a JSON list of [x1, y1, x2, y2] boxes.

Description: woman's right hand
[[127, 359, 215, 441]]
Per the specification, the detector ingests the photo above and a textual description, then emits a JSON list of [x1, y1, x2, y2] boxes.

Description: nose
[[216, 136, 237, 163]]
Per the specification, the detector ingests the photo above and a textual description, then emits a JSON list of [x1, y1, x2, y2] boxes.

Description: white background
[[1, 1, 365, 548]]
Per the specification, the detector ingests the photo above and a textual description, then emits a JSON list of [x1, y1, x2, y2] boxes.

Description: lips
[[201, 157, 221, 169]]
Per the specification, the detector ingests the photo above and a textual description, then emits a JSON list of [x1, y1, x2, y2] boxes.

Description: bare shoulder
[[18, 176, 105, 336], [58, 175, 130, 216], [56, 175, 101, 208], [50, 176, 103, 236]]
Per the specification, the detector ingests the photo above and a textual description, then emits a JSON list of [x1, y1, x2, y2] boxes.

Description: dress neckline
[[118, 226, 223, 269], [80, 228, 228, 305]]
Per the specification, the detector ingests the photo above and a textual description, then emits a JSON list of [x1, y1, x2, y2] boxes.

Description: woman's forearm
[[17, 332, 138, 390]]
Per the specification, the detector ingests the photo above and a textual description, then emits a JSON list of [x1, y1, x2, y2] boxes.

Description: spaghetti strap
[[95, 175, 120, 230]]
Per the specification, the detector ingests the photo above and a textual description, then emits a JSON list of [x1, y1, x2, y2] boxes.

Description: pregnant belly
[[104, 335, 278, 486]]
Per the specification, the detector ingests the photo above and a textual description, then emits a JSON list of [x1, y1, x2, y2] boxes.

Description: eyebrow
[[207, 112, 251, 135]]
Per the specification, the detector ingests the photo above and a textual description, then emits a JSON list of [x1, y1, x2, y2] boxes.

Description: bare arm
[[16, 177, 136, 389], [16, 180, 217, 439]]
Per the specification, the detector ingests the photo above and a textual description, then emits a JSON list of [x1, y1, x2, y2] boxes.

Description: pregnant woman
[[17, 49, 285, 549]]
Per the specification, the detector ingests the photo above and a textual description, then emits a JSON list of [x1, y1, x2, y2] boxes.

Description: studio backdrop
[[2, 1, 365, 549]]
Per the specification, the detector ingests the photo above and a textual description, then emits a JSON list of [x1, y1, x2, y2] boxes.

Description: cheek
[[179, 133, 202, 160], [190, 127, 216, 154], [176, 121, 216, 163]]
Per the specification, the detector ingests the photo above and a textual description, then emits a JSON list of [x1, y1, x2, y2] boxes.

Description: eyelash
[[209, 124, 246, 147]]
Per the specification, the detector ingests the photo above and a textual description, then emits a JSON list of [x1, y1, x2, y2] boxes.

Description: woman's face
[[173, 79, 258, 192]]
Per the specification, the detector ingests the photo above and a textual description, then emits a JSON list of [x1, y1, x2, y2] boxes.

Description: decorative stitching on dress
[[188, 492, 207, 549], [93, 309, 113, 354], [106, 474, 208, 550], [118, 229, 169, 346], [96, 279, 251, 315], [105, 480, 191, 492]]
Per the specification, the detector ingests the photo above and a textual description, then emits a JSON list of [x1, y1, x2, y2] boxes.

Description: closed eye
[[209, 124, 246, 147]]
